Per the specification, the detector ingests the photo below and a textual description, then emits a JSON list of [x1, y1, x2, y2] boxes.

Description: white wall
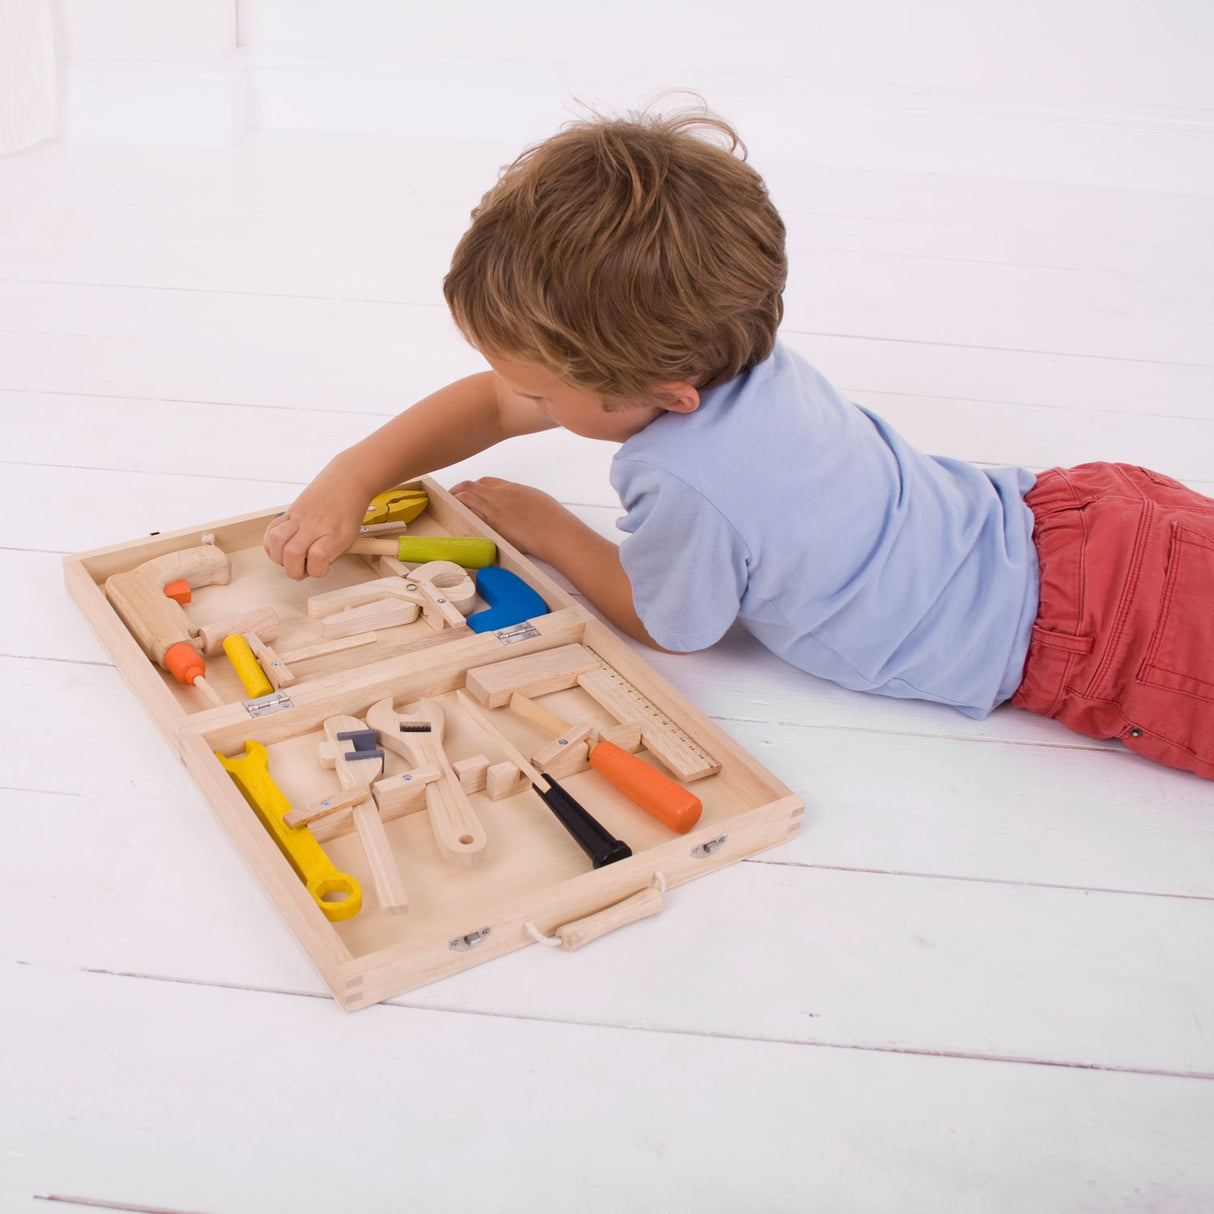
[[54, 0, 243, 146], [53, 0, 1214, 191]]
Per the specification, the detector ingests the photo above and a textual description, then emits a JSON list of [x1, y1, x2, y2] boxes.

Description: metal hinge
[[244, 690, 295, 718], [494, 622, 541, 645]]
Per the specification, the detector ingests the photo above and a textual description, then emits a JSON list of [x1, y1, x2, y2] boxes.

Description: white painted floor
[[3, 129, 1213, 1213]]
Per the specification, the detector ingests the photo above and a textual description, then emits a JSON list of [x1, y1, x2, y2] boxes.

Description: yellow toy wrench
[[217, 740, 362, 922]]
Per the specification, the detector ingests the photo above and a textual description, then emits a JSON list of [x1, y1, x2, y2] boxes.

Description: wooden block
[[465, 643, 601, 708], [602, 721, 643, 753], [283, 785, 371, 829], [452, 755, 489, 794], [372, 767, 442, 818], [486, 760, 529, 801], [245, 633, 296, 690], [532, 724, 593, 780]]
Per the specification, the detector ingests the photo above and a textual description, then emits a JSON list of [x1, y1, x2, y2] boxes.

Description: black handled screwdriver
[[456, 691, 631, 868]]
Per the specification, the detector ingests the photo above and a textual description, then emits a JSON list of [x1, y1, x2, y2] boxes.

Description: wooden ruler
[[579, 650, 721, 783]]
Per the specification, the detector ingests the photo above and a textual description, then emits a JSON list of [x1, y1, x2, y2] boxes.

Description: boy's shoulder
[[620, 340, 847, 463]]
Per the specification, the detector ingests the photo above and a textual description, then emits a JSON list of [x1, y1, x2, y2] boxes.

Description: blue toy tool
[[468, 567, 547, 633]]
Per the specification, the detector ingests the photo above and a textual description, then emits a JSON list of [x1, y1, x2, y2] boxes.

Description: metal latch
[[691, 835, 727, 859], [244, 690, 295, 718], [450, 926, 492, 952]]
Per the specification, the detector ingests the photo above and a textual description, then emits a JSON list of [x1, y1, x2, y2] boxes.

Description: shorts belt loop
[[1030, 624, 1095, 655]]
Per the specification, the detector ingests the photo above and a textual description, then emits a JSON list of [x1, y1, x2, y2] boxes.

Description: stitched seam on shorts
[[1124, 721, 1209, 762], [1056, 685, 1211, 760], [1048, 652, 1074, 719], [1137, 524, 1214, 698], [1139, 522, 1182, 682], [1083, 499, 1152, 699]]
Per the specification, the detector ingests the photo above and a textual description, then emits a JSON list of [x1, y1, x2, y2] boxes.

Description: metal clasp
[[450, 926, 492, 952]]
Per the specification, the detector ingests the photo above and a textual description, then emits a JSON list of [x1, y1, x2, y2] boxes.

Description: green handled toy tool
[[349, 535, 498, 568]]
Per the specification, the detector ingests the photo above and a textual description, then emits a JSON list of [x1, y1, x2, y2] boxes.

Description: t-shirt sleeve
[[611, 457, 749, 652]]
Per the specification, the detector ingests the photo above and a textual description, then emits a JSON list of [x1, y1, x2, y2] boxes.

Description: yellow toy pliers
[[362, 487, 429, 527]]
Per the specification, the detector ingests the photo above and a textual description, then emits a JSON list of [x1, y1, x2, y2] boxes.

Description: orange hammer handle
[[589, 740, 702, 833]]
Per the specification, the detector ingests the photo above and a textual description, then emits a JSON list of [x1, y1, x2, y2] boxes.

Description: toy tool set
[[66, 478, 802, 1011]]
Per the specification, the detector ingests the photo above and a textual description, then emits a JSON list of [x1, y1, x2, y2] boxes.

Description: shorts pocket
[[1138, 523, 1214, 700]]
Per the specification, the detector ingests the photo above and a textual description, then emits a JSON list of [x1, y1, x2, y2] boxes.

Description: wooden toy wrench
[[320, 715, 409, 914], [216, 740, 362, 922], [366, 697, 488, 867]]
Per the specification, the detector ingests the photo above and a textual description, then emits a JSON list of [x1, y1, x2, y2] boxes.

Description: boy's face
[[485, 353, 670, 442]]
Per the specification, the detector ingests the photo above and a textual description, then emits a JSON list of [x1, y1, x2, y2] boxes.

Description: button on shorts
[[1012, 462, 1214, 780]]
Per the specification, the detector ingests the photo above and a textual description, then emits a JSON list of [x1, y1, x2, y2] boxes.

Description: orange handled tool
[[508, 692, 702, 833], [585, 738, 702, 834]]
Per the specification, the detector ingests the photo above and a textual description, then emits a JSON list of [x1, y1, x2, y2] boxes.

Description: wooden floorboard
[[5, 129, 1213, 1213]]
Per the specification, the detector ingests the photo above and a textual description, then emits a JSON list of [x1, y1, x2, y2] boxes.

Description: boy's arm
[[448, 477, 679, 652], [265, 372, 554, 579]]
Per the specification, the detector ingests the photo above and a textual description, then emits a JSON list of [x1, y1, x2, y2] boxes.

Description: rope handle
[[525, 872, 667, 951]]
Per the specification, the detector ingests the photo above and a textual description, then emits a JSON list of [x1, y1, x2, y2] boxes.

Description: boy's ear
[[654, 382, 701, 414]]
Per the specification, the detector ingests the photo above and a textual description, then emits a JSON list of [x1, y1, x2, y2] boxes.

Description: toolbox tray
[[65, 477, 803, 1010]]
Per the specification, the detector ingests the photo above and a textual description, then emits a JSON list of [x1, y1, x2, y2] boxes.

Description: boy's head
[[442, 102, 787, 407]]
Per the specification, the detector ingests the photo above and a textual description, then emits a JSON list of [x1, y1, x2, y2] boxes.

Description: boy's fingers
[[279, 529, 323, 582], [262, 513, 298, 564], [305, 538, 345, 579]]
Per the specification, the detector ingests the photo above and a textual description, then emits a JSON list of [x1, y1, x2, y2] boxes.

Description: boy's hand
[[263, 474, 369, 580], [448, 477, 565, 559], [450, 476, 673, 652]]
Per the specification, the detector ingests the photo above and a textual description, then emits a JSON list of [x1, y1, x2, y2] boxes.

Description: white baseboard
[[63, 50, 248, 148]]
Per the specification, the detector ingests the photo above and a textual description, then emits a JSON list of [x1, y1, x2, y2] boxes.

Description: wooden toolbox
[[65, 478, 804, 1011]]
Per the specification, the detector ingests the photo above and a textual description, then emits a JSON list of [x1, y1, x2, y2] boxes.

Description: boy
[[263, 106, 1214, 782]]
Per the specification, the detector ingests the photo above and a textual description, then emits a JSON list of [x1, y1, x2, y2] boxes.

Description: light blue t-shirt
[[611, 341, 1040, 718]]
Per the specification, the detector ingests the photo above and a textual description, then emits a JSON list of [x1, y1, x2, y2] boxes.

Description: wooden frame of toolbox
[[64, 478, 804, 1011]]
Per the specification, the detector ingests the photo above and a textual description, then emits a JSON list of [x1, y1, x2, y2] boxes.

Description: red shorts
[[1011, 463, 1214, 780]]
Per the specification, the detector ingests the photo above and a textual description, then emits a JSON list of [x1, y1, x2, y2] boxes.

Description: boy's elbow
[[627, 622, 693, 656]]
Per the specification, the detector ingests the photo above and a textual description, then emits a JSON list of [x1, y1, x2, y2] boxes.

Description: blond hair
[[442, 103, 787, 402]]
